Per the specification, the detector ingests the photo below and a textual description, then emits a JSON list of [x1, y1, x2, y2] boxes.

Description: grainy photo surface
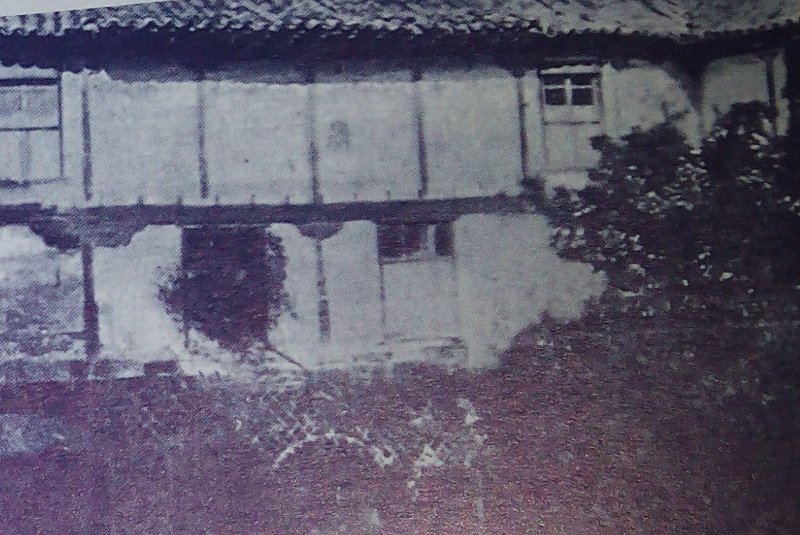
[[1, 1, 799, 533]]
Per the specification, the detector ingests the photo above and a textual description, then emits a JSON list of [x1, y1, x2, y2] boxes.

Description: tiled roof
[[688, 0, 800, 35], [0, 0, 796, 40]]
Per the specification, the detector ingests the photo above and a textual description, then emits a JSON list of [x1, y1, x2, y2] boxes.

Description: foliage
[[211, 366, 488, 495], [529, 102, 800, 321], [0, 275, 83, 358], [158, 227, 292, 352]]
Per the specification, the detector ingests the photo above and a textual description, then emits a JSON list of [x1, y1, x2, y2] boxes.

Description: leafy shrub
[[158, 227, 291, 351], [529, 102, 800, 322]]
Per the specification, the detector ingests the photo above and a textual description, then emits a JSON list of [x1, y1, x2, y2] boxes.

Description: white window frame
[[0, 69, 63, 184], [540, 65, 604, 173]]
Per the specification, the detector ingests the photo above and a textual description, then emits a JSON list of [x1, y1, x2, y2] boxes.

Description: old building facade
[[0, 0, 798, 379]]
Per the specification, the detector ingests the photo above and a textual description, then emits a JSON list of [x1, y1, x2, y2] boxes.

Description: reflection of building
[[0, 1, 798, 376]]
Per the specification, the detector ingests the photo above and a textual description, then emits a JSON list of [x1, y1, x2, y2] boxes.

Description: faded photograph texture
[[1, 0, 800, 533]]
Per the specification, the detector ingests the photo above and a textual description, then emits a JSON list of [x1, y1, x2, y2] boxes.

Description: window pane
[[0, 84, 59, 129], [378, 223, 430, 260], [29, 130, 60, 178], [378, 224, 405, 259], [404, 224, 425, 256], [545, 87, 567, 105], [0, 90, 22, 115], [434, 222, 454, 257], [571, 73, 596, 85], [572, 87, 594, 105], [23, 86, 59, 122], [541, 74, 567, 85]]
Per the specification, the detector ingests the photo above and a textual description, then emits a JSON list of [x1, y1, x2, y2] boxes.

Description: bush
[[158, 227, 291, 352], [529, 102, 800, 322]]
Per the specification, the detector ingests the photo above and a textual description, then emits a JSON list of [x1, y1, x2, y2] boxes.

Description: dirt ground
[[0, 320, 798, 534]]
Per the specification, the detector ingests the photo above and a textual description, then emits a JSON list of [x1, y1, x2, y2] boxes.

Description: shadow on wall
[[157, 226, 291, 353]]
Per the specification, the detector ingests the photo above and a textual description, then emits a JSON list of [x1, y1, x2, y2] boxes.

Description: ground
[[0, 316, 798, 534]]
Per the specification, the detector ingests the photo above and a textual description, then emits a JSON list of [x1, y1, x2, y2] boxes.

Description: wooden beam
[[58, 195, 527, 225], [3, 195, 532, 248], [0, 204, 53, 225]]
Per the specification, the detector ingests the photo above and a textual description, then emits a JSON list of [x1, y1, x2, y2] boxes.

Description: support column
[[305, 70, 322, 204], [81, 73, 93, 202], [180, 227, 190, 349], [57, 72, 65, 178], [304, 68, 333, 343], [412, 67, 430, 198], [298, 222, 343, 344], [196, 71, 210, 200], [81, 241, 100, 361], [314, 238, 331, 343], [758, 51, 780, 136], [514, 69, 530, 181]]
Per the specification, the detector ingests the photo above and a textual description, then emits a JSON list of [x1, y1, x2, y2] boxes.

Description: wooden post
[[514, 70, 530, 181], [196, 71, 209, 199], [413, 67, 430, 198], [180, 227, 190, 348], [305, 70, 322, 204], [82, 241, 100, 361], [314, 238, 331, 343], [81, 73, 93, 202], [57, 72, 65, 178], [762, 52, 779, 135]]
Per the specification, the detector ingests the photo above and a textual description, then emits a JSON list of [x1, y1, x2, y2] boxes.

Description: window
[[0, 76, 61, 184], [540, 68, 603, 173], [377, 222, 453, 262], [542, 73, 597, 106]]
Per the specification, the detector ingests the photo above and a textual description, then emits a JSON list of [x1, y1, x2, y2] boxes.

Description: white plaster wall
[[93, 224, 328, 374], [268, 224, 323, 366], [0, 229, 82, 318], [0, 214, 607, 373], [3, 54, 792, 209], [455, 213, 606, 367], [93, 226, 187, 362], [315, 80, 420, 203], [420, 66, 522, 199], [204, 82, 312, 204], [89, 71, 202, 205], [603, 60, 700, 143], [383, 259, 460, 341], [322, 221, 383, 351], [702, 53, 770, 132]]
